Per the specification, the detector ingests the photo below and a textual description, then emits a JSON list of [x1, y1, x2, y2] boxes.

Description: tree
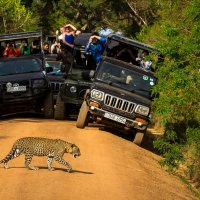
[[137, 0, 200, 186], [0, 0, 37, 34], [102, 0, 159, 36], [22, 0, 159, 36]]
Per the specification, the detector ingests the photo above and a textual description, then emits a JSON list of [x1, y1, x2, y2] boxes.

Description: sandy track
[[0, 116, 196, 200]]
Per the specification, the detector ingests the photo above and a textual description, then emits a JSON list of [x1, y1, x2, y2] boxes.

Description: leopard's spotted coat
[[0, 137, 81, 172]]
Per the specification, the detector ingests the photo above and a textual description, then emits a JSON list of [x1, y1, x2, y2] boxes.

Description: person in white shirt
[[50, 40, 61, 54], [56, 27, 65, 43]]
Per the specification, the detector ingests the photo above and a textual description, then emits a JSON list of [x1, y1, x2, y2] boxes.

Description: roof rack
[[107, 34, 158, 52], [101, 56, 156, 76], [0, 30, 42, 42]]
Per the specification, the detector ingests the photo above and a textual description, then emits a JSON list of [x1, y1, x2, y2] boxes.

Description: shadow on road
[[142, 131, 163, 154], [0, 112, 80, 123], [71, 170, 94, 174], [97, 125, 163, 155], [39, 167, 94, 174], [0, 166, 94, 174], [0, 112, 50, 123], [0, 136, 10, 139]]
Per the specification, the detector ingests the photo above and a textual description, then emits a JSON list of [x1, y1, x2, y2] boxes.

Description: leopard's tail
[[0, 144, 20, 164]]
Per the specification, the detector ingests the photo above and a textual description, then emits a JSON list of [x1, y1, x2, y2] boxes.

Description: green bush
[[137, 0, 200, 190], [184, 128, 200, 186], [154, 137, 184, 173]]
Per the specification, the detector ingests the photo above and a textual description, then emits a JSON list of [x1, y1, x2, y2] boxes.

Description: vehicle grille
[[50, 82, 63, 92], [104, 94, 135, 113]]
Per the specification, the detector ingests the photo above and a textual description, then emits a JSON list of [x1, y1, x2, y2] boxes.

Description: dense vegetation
[[0, 0, 159, 35], [0, 0, 199, 193], [137, 0, 200, 191]]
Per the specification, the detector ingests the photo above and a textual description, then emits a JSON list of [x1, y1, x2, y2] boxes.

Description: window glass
[[96, 61, 156, 97], [0, 58, 41, 76]]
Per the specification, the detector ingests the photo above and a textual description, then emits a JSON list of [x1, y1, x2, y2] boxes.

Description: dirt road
[[0, 115, 196, 200]]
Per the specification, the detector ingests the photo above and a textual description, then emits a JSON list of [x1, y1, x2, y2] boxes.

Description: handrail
[[0, 31, 42, 41]]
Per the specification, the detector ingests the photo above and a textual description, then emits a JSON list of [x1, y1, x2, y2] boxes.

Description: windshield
[[45, 60, 63, 74], [0, 58, 42, 76], [66, 48, 94, 81], [68, 67, 91, 82], [96, 61, 156, 97]]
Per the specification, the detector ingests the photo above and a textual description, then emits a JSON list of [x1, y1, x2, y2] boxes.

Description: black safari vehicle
[[76, 34, 158, 145], [44, 54, 65, 102], [0, 31, 54, 117], [54, 33, 94, 119]]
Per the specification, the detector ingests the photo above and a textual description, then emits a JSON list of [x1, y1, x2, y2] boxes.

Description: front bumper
[[0, 91, 49, 114], [60, 96, 83, 106], [89, 106, 148, 131]]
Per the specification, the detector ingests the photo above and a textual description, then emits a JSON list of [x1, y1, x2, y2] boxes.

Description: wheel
[[43, 92, 54, 118], [54, 93, 66, 120], [133, 131, 145, 146], [76, 101, 89, 128]]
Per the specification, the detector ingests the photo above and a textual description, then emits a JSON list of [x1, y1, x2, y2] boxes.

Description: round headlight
[[70, 86, 77, 93], [91, 89, 104, 101], [135, 105, 149, 116]]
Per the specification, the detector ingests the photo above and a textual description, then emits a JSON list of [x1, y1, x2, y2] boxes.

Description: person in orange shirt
[[3, 42, 20, 57]]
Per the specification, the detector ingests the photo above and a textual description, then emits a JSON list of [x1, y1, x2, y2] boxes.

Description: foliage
[[0, 0, 199, 192], [138, 0, 200, 187], [184, 128, 200, 186], [0, 0, 161, 35], [0, 0, 38, 33], [19, 0, 160, 36], [154, 138, 184, 173]]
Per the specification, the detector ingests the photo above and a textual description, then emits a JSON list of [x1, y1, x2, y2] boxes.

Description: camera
[[8, 43, 14, 48]]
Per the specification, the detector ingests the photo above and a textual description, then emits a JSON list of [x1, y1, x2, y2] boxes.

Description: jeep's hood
[[47, 74, 65, 82], [0, 71, 45, 82], [64, 79, 92, 87], [91, 82, 152, 106]]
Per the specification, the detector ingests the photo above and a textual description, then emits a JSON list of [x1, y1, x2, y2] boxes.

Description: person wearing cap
[[56, 23, 80, 51], [85, 32, 107, 65], [63, 24, 75, 47]]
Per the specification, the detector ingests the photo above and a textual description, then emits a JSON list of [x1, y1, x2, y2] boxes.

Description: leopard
[[0, 137, 81, 172]]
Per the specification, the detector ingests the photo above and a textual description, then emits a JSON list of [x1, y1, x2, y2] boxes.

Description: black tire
[[76, 101, 89, 129], [54, 93, 66, 120], [43, 92, 54, 118], [133, 131, 145, 146]]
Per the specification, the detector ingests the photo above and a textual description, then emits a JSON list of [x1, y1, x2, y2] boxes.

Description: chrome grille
[[50, 82, 63, 91], [104, 94, 135, 113]]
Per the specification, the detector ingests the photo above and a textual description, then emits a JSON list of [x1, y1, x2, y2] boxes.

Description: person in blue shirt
[[62, 24, 75, 53], [85, 32, 107, 65], [62, 24, 81, 53]]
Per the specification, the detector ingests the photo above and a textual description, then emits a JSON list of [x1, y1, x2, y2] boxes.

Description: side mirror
[[45, 67, 53, 73], [89, 70, 95, 78]]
